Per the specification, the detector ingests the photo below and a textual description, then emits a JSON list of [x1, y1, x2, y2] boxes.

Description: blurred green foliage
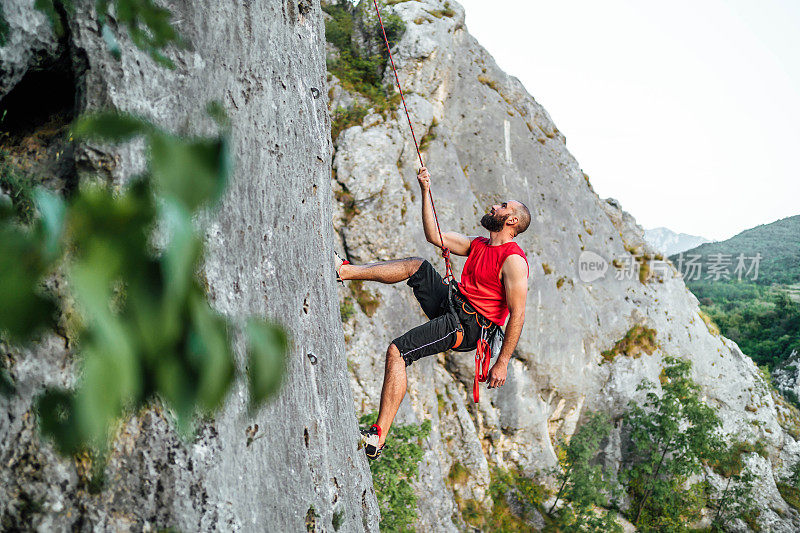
[[34, 0, 181, 67], [0, 4, 9, 46], [359, 412, 430, 532], [0, 190, 60, 343], [0, 149, 39, 224], [0, 107, 287, 458]]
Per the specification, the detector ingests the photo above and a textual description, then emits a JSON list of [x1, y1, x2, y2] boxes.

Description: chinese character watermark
[[577, 250, 762, 283], [673, 252, 761, 282]]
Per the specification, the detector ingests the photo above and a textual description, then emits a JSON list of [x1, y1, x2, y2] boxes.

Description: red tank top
[[458, 237, 529, 326]]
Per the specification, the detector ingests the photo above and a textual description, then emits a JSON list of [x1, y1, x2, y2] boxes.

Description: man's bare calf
[[374, 343, 405, 446], [338, 257, 423, 285]]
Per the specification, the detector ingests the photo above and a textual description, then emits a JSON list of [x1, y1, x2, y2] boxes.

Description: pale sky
[[457, 0, 800, 241]]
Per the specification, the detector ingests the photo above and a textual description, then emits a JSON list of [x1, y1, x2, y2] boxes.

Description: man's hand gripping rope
[[417, 167, 454, 280]]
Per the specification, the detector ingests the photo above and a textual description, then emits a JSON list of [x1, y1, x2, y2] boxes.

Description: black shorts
[[392, 260, 498, 366]]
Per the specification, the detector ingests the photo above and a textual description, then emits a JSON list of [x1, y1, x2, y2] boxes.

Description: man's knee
[[405, 257, 424, 278], [387, 343, 405, 365]]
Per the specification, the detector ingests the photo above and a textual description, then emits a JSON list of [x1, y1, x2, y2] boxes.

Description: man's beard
[[480, 212, 509, 233]]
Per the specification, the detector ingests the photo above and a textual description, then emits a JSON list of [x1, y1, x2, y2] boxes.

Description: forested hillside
[[669, 215, 800, 286], [670, 216, 800, 370]]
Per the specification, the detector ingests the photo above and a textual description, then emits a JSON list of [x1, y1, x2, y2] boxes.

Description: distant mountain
[[644, 227, 712, 256], [669, 215, 800, 286]]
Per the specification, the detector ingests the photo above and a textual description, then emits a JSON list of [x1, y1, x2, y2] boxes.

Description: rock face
[[1, 1, 378, 531], [774, 350, 800, 402], [0, 0, 61, 99], [329, 0, 800, 530]]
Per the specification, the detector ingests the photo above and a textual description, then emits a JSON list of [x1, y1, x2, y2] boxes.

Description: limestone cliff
[[1, 1, 378, 531], [328, 1, 800, 530]]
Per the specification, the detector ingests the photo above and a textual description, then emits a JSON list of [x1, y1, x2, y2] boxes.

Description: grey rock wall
[[0, 0, 60, 98], [774, 349, 800, 402], [1, 0, 378, 531], [329, 1, 800, 530]]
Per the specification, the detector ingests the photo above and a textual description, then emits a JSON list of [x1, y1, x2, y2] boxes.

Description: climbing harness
[[451, 288, 500, 402], [371, 0, 453, 283], [465, 302, 494, 402], [372, 0, 496, 402]]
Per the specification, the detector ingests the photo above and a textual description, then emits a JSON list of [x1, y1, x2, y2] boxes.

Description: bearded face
[[480, 211, 509, 232]]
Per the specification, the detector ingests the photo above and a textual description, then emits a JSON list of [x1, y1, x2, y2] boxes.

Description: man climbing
[[335, 167, 530, 460]]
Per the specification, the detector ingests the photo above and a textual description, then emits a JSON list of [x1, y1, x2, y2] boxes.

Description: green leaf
[[160, 198, 201, 304], [66, 181, 155, 270], [34, 0, 65, 36], [187, 291, 234, 412], [154, 354, 195, 435], [137, 0, 177, 46], [126, 264, 180, 363], [69, 242, 122, 335], [0, 366, 14, 397], [246, 319, 288, 408], [206, 101, 230, 129], [37, 389, 83, 455], [72, 111, 154, 143], [101, 23, 122, 59], [0, 4, 10, 47], [149, 133, 228, 211], [75, 342, 140, 449], [149, 49, 176, 69], [0, 225, 57, 343], [34, 187, 65, 260]]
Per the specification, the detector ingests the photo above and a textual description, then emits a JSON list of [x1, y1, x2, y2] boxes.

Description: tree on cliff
[[622, 356, 757, 530], [548, 411, 623, 532]]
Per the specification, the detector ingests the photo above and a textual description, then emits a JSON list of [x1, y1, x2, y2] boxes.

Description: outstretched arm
[[417, 167, 472, 256], [487, 254, 528, 389]]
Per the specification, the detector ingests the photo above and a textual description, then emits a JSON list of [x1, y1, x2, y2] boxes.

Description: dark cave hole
[[0, 48, 80, 201], [0, 58, 75, 141]]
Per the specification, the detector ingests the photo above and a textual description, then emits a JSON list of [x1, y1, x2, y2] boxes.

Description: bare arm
[[487, 254, 528, 389], [417, 167, 472, 256]]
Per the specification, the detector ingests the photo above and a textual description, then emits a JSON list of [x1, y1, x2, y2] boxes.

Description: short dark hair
[[513, 201, 531, 236]]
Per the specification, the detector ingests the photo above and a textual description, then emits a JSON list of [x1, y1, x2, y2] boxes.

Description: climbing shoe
[[360, 424, 384, 460], [334, 250, 349, 285]]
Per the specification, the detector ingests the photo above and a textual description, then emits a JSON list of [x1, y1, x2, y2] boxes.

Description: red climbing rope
[[371, 0, 453, 282]]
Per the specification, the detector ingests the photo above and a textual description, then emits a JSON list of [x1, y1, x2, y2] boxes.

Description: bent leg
[[339, 257, 423, 284], [377, 313, 461, 444], [375, 343, 406, 446]]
